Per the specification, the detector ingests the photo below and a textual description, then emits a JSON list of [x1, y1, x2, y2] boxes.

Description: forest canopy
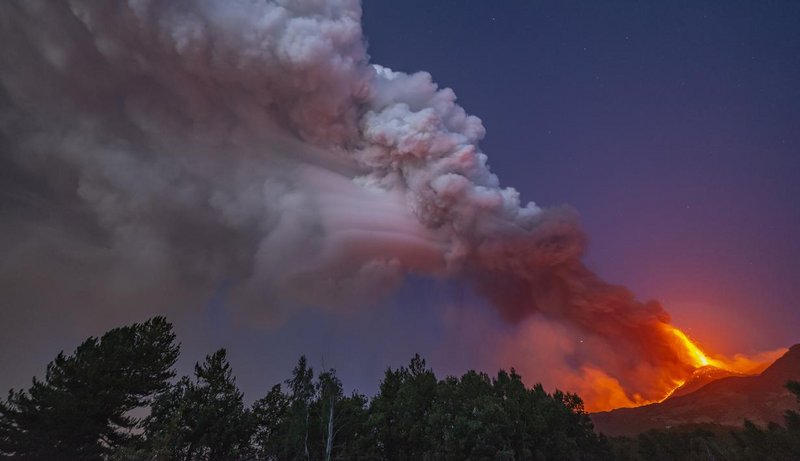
[[0, 317, 797, 461]]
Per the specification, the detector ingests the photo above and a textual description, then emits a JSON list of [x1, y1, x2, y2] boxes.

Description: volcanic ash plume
[[0, 0, 779, 409]]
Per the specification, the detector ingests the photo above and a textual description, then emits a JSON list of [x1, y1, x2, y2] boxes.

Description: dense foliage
[[0, 317, 797, 460], [0, 317, 609, 460], [0, 317, 178, 460]]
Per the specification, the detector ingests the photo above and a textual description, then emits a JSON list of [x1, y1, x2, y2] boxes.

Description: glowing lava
[[533, 322, 785, 413], [653, 324, 786, 405], [667, 325, 726, 370]]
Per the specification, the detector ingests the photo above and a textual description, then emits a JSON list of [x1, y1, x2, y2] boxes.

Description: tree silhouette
[[143, 349, 253, 460], [0, 317, 178, 460], [12, 317, 796, 460]]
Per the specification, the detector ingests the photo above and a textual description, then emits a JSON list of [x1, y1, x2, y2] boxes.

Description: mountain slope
[[668, 365, 746, 398], [591, 344, 800, 436]]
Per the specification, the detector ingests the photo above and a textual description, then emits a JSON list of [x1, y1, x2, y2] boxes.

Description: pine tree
[[368, 354, 437, 460], [252, 384, 290, 460], [0, 317, 179, 460], [144, 349, 254, 460]]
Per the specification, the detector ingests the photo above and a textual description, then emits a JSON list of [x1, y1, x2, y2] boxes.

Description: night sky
[[363, 0, 800, 352], [2, 1, 799, 403]]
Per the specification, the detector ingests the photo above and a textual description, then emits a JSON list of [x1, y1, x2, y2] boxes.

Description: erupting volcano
[[562, 322, 786, 413], [655, 325, 784, 405], [523, 318, 785, 413], [0, 0, 791, 415]]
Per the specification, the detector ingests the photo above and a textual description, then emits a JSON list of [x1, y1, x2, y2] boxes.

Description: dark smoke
[[0, 0, 735, 407]]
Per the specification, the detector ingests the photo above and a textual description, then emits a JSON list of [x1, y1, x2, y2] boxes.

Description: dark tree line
[[0, 317, 610, 460], [1, 317, 797, 460]]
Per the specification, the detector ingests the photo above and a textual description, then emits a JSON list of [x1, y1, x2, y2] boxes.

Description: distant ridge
[[668, 365, 745, 398], [591, 344, 800, 436]]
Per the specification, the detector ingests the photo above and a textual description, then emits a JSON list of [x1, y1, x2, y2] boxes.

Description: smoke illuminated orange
[[573, 324, 787, 412], [653, 325, 783, 408]]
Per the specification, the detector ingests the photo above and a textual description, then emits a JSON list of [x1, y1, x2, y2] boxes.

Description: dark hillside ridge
[[591, 344, 800, 436], [668, 365, 745, 398]]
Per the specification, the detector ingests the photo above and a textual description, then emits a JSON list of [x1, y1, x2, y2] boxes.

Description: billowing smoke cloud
[[0, 0, 768, 409]]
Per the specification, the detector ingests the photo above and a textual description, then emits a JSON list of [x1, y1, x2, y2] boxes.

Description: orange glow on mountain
[[655, 324, 786, 404], [504, 313, 787, 413], [665, 324, 784, 375], [573, 324, 787, 412]]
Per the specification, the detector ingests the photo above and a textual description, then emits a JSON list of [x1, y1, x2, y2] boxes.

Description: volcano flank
[[591, 344, 800, 436]]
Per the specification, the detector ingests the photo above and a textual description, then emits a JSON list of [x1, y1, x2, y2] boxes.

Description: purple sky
[[200, 0, 800, 399], [1, 1, 798, 402], [360, 0, 800, 352]]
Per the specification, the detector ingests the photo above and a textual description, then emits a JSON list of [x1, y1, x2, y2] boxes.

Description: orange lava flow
[[656, 324, 785, 404], [655, 325, 718, 402], [667, 325, 725, 369], [664, 324, 781, 375], [575, 324, 786, 413]]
